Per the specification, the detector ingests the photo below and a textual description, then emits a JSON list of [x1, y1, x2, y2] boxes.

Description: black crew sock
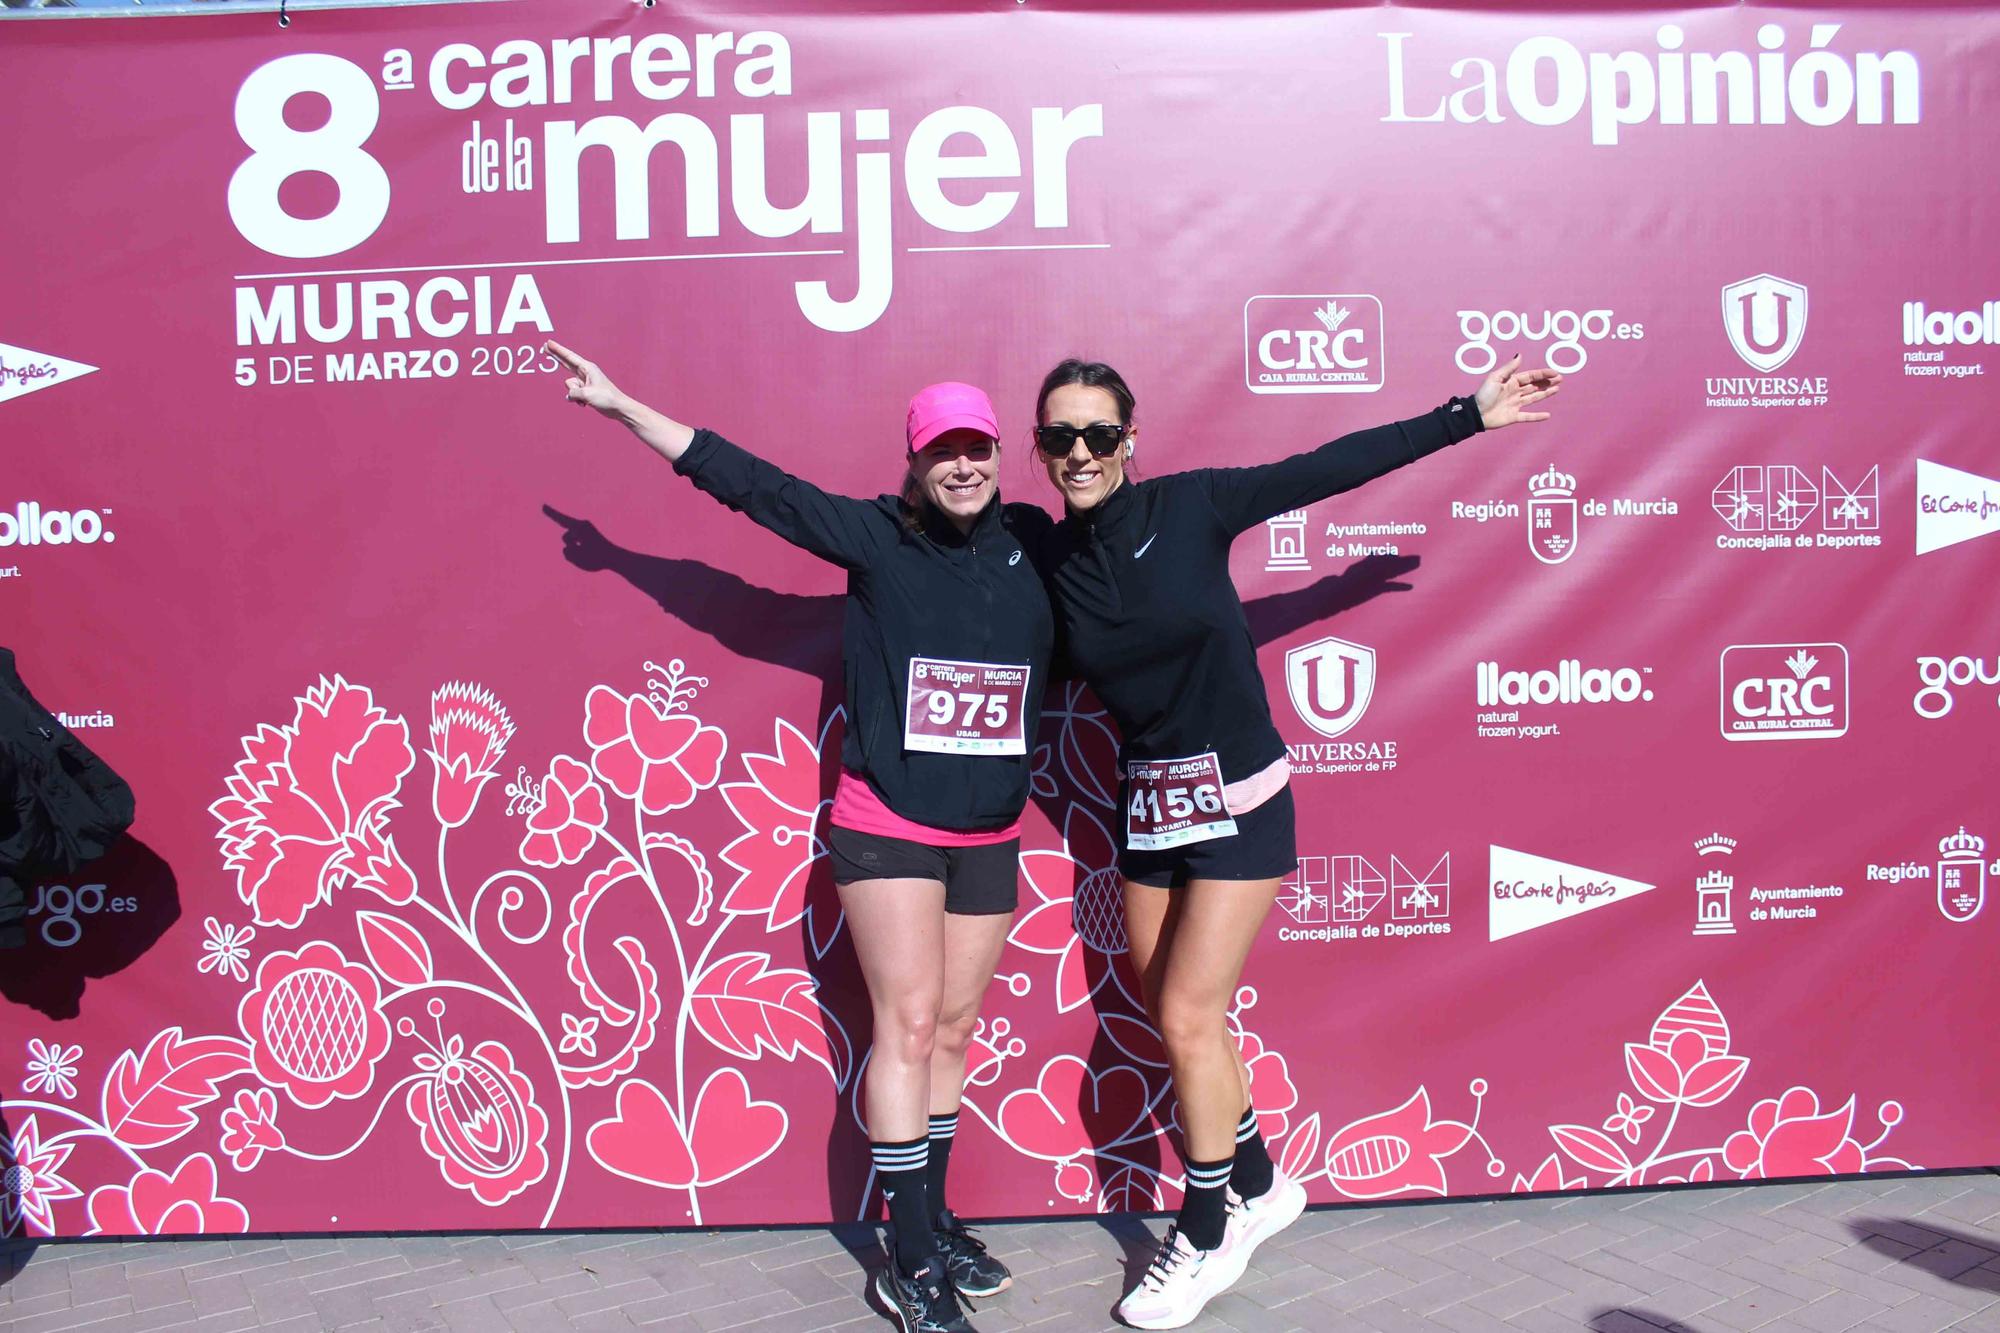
[[925, 1112, 958, 1228], [1179, 1154, 1232, 1251], [872, 1136, 933, 1274], [1232, 1104, 1274, 1201]]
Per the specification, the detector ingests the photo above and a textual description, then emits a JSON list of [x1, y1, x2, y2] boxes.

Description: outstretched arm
[[544, 340, 889, 569], [1197, 355, 1562, 534], [546, 339, 696, 462]]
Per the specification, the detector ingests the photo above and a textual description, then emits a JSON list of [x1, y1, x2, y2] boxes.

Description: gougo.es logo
[[1914, 654, 2000, 719], [1455, 308, 1643, 374], [27, 882, 139, 948]]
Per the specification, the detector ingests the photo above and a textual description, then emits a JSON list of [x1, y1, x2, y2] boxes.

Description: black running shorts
[[826, 824, 1021, 916], [1119, 785, 1297, 888]]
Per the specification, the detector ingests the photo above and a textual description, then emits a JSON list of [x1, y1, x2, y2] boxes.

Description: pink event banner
[[2, 0, 1997, 1238]]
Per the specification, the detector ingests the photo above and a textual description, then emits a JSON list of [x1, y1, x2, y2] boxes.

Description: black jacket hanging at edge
[[0, 646, 136, 947]]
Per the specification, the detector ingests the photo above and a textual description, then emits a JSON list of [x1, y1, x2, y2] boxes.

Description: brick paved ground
[[6, 1172, 2000, 1332]]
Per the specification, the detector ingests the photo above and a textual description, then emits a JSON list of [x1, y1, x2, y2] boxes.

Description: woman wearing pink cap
[[547, 343, 1049, 1333]]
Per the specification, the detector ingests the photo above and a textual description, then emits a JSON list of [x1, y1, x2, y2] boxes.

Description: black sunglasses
[[1034, 422, 1129, 458]]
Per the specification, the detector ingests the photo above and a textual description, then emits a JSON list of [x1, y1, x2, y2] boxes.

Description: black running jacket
[[675, 429, 1056, 832], [1043, 398, 1483, 782]]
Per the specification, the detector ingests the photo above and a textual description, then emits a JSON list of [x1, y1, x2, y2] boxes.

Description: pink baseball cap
[[906, 381, 999, 452]]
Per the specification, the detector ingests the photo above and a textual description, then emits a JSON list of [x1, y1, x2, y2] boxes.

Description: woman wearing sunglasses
[[547, 342, 1053, 1333], [1031, 355, 1560, 1329]]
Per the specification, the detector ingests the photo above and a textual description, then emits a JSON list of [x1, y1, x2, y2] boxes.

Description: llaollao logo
[[0, 502, 116, 547]]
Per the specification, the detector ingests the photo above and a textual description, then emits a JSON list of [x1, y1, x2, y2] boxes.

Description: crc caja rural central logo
[[1244, 295, 1386, 394], [1719, 642, 1850, 742]]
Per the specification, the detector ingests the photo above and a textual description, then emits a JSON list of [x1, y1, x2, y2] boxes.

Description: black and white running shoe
[[874, 1254, 977, 1333], [933, 1209, 1013, 1297]]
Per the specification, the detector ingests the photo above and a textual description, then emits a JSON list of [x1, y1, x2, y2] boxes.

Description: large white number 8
[[228, 54, 390, 258]]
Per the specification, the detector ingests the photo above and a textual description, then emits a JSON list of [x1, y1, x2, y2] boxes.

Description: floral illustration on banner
[[0, 658, 859, 1236], [0, 662, 1927, 1236], [85, 1153, 248, 1236], [2, 1117, 82, 1238], [211, 675, 418, 927], [1511, 981, 1914, 1192], [23, 1039, 82, 1100], [198, 918, 255, 984]]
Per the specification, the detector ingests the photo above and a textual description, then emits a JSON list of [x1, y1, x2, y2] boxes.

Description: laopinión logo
[[0, 502, 116, 547], [26, 882, 139, 948], [1244, 296, 1386, 394], [1282, 636, 1399, 778], [1915, 459, 2000, 555], [1711, 463, 1881, 550], [1902, 299, 1995, 381], [1474, 659, 1654, 741], [1718, 642, 1849, 742], [1913, 654, 1998, 719], [0, 341, 99, 406], [1866, 826, 1998, 924], [1455, 307, 1643, 375], [1378, 24, 1920, 147], [1446, 464, 1676, 565], [1277, 851, 1450, 943], [1707, 274, 1830, 410]]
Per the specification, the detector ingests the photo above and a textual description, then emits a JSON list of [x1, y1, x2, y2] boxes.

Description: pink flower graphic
[[1236, 1027, 1298, 1141], [1603, 1092, 1655, 1144], [2, 1116, 82, 1237], [1722, 1087, 1866, 1179], [588, 1070, 788, 1190], [217, 1088, 285, 1172], [1055, 1158, 1095, 1204], [237, 941, 392, 1109], [584, 685, 726, 815], [719, 715, 844, 959], [1323, 1088, 1474, 1200], [1510, 1152, 1586, 1195], [85, 1154, 248, 1236], [428, 681, 515, 828], [1012, 804, 1126, 1013], [518, 755, 608, 868], [997, 1056, 1156, 1162], [404, 1032, 550, 1206], [209, 676, 417, 928]]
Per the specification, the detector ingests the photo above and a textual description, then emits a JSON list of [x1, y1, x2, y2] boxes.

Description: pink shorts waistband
[[829, 770, 1022, 847]]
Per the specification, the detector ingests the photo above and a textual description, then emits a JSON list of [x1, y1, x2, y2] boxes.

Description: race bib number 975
[[1125, 752, 1237, 851], [904, 657, 1031, 756]]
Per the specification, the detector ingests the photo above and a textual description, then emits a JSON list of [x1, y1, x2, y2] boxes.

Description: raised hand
[[545, 340, 628, 417], [544, 340, 697, 462], [1473, 354, 1562, 429]]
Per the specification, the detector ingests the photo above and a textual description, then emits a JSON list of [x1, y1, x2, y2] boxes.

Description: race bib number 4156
[[1125, 752, 1237, 851], [904, 657, 1032, 755]]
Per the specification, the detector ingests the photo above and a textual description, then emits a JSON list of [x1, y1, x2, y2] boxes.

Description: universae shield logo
[[1285, 636, 1375, 738], [1721, 274, 1808, 373]]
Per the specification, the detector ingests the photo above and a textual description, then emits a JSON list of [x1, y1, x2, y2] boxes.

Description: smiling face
[[910, 428, 1000, 527], [1040, 383, 1131, 513]]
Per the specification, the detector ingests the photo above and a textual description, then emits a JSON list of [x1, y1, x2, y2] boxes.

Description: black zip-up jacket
[[1045, 398, 1483, 784], [675, 429, 1055, 832]]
